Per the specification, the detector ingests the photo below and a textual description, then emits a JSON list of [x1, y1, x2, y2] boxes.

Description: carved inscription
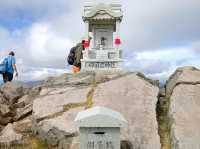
[[86, 62, 117, 69], [87, 141, 114, 149], [85, 133, 115, 149]]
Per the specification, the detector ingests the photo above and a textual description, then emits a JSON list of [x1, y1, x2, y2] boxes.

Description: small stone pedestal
[[74, 106, 128, 149]]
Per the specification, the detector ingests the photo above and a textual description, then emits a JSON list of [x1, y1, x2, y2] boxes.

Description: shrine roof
[[75, 106, 128, 128], [83, 3, 123, 21]]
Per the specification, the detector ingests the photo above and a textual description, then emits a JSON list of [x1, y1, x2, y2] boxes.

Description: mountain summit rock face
[[32, 72, 161, 149], [92, 73, 160, 149], [166, 67, 200, 149], [1, 67, 200, 149]]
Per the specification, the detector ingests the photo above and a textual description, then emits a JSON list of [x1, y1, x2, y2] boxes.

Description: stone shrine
[[81, 2, 123, 71], [75, 106, 128, 149]]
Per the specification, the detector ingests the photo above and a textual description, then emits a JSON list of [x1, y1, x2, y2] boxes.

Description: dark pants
[[3, 72, 13, 83]]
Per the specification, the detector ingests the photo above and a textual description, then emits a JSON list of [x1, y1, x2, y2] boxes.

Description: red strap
[[84, 40, 90, 48], [115, 38, 121, 45]]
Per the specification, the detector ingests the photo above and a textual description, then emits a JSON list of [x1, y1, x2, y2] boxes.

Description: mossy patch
[[36, 76, 97, 122], [0, 136, 48, 149], [157, 95, 171, 149]]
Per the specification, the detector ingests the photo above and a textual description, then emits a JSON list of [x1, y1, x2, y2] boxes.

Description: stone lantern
[[75, 106, 128, 149], [81, 2, 123, 72]]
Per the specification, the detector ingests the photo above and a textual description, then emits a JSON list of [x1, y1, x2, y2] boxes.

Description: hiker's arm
[[12, 57, 18, 77], [13, 64, 18, 76]]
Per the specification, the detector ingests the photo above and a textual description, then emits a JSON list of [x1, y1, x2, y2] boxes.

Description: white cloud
[[136, 47, 195, 62], [16, 66, 68, 81], [26, 23, 73, 65], [0, 50, 8, 57], [121, 0, 200, 50], [191, 41, 200, 54], [123, 46, 200, 80], [1, 0, 200, 82]]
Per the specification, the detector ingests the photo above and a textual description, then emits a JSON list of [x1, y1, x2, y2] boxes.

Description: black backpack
[[67, 46, 77, 65]]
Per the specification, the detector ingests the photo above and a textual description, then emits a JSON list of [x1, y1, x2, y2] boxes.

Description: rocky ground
[[0, 67, 200, 149]]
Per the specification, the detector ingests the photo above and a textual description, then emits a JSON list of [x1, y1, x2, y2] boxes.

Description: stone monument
[[75, 106, 128, 149], [81, 2, 123, 72]]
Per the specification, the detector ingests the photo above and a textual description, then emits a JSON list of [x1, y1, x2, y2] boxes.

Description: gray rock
[[33, 85, 91, 119], [33, 80, 91, 148], [28, 86, 41, 97], [0, 93, 3, 103], [136, 72, 159, 87], [33, 108, 81, 148], [0, 115, 12, 125], [44, 71, 131, 88], [167, 66, 200, 149], [13, 118, 32, 133], [0, 124, 4, 132], [0, 123, 22, 145], [44, 73, 95, 87], [1, 82, 24, 105], [33, 72, 160, 149], [13, 95, 32, 109], [92, 73, 160, 149], [36, 125, 76, 148], [0, 104, 11, 117], [14, 104, 32, 121], [166, 66, 200, 98], [94, 71, 131, 84], [13, 86, 40, 109], [0, 93, 8, 105]]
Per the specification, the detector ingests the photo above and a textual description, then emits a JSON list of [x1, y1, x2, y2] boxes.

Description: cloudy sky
[[0, 0, 200, 82]]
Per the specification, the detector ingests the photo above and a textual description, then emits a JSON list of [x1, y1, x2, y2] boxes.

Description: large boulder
[[166, 66, 200, 149], [0, 104, 13, 125], [13, 117, 32, 134], [0, 83, 40, 128], [0, 104, 11, 117], [0, 82, 24, 105], [33, 75, 93, 148], [14, 104, 32, 121], [0, 93, 7, 104], [34, 108, 81, 149], [33, 72, 161, 149], [92, 73, 160, 149], [44, 73, 95, 87], [0, 116, 13, 125], [0, 123, 22, 145]]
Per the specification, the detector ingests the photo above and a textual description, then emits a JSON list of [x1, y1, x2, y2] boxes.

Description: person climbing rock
[[2, 51, 18, 83], [67, 37, 92, 73], [72, 40, 85, 73]]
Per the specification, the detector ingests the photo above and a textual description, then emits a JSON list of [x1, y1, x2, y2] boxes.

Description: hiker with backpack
[[67, 37, 91, 73], [0, 51, 18, 83]]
